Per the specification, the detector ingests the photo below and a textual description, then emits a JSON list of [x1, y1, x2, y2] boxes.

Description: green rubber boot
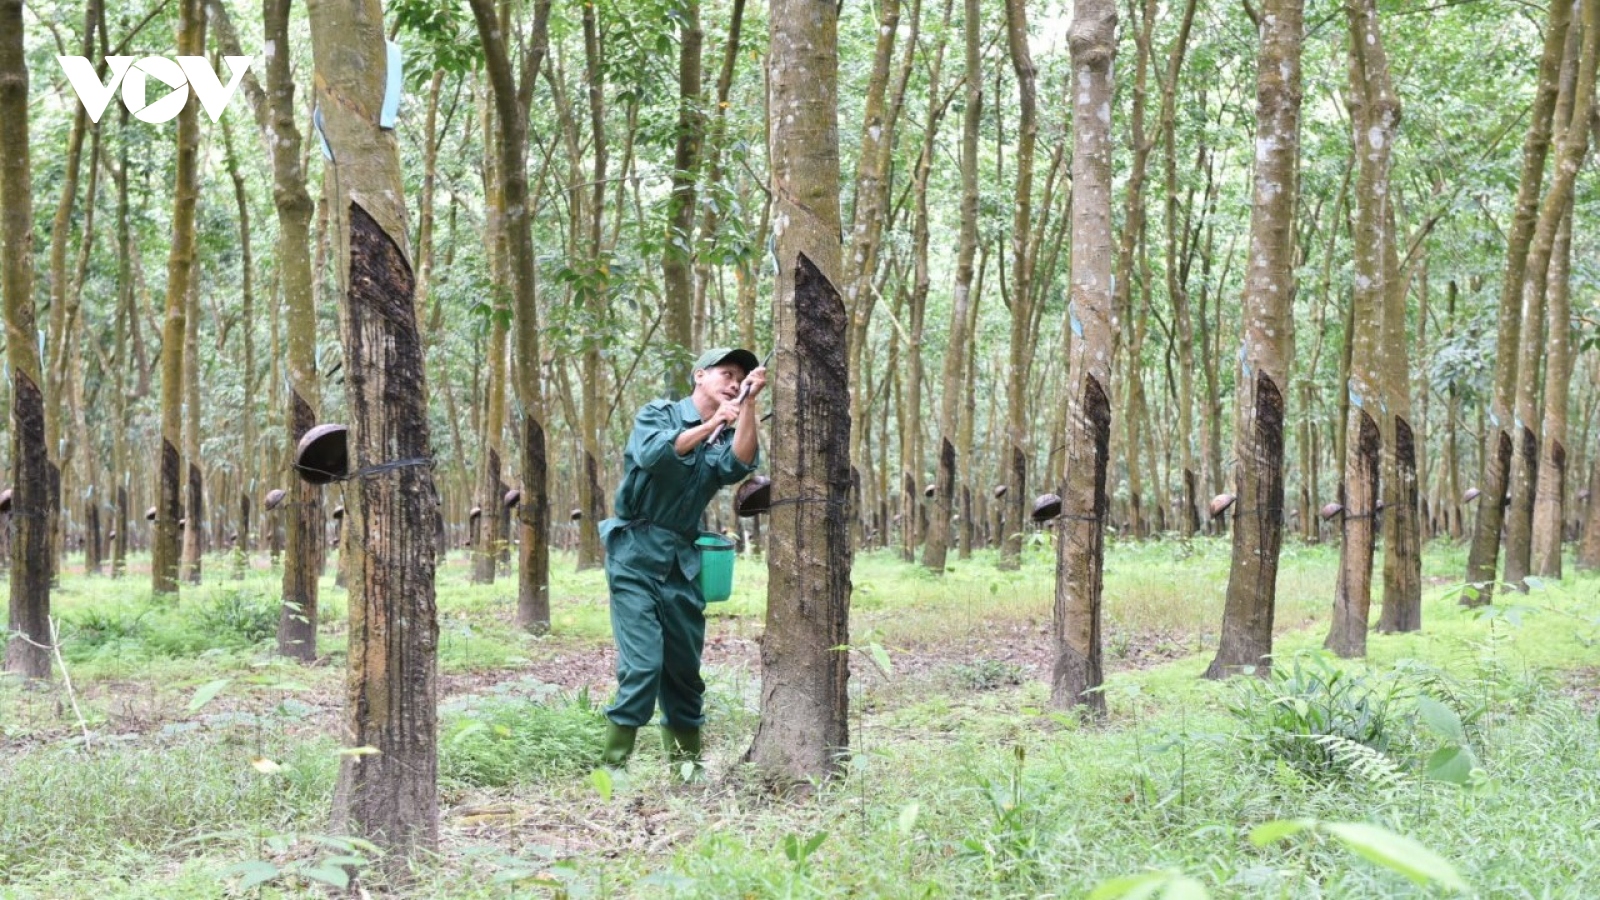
[[660, 724, 705, 782], [602, 722, 638, 768]]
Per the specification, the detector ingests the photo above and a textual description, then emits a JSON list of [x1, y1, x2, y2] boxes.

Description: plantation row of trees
[[4, 0, 1599, 867]]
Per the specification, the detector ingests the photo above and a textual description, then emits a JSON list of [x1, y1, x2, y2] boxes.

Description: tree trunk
[[1506, 2, 1595, 589], [1377, 216, 1420, 632], [923, 0, 982, 574], [746, 0, 852, 787], [1326, 0, 1397, 657], [310, 0, 440, 861], [152, 0, 204, 597], [999, 0, 1040, 572], [467, 0, 553, 632], [182, 276, 204, 585], [1533, 4, 1598, 576], [1206, 0, 1301, 678], [1051, 0, 1116, 716], [845, 0, 919, 550], [661, 0, 702, 382], [473, 95, 508, 587], [213, 0, 325, 652], [1, 0, 52, 677], [1466, 0, 1570, 604]]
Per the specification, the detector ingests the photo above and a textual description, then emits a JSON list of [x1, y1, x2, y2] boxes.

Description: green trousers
[[604, 564, 707, 729]]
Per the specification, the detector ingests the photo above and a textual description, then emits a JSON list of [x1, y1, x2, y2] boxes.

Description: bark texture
[[1326, 0, 1398, 657], [1051, 0, 1117, 715], [1466, 0, 1570, 603], [1207, 0, 1301, 678], [747, 0, 853, 785], [310, 0, 440, 859], [0, 0, 52, 677], [153, 0, 204, 596]]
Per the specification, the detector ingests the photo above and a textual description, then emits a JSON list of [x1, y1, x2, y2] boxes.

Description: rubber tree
[[746, 0, 853, 786], [1326, 0, 1398, 658], [465, 0, 553, 633], [210, 0, 326, 655], [309, 0, 441, 859], [998, 0, 1041, 572], [1, 0, 53, 678], [150, 0, 205, 597], [1051, 0, 1117, 715], [1206, 0, 1302, 678], [1527, 0, 1598, 581], [1464, 0, 1570, 605], [922, 0, 981, 574]]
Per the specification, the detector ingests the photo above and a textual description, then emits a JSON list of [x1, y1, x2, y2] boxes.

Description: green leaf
[[1425, 745, 1477, 785], [1087, 872, 1168, 900], [1417, 696, 1465, 742], [1322, 822, 1468, 891], [589, 767, 614, 802], [1249, 818, 1315, 847], [188, 678, 232, 713], [299, 863, 351, 889], [222, 860, 279, 891], [1088, 871, 1209, 900], [868, 643, 893, 678]]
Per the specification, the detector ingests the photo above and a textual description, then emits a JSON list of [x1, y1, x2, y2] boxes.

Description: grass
[[2, 538, 1599, 897]]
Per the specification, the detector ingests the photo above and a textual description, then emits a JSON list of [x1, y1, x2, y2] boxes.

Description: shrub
[[1227, 650, 1410, 781]]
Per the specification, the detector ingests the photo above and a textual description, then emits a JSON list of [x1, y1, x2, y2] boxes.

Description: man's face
[[696, 364, 748, 403]]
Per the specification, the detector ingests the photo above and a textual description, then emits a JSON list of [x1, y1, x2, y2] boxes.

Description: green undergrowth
[[2, 540, 1599, 898]]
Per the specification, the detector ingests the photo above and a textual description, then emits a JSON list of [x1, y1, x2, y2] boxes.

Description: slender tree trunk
[[182, 276, 204, 585], [1532, 206, 1574, 577], [1378, 217, 1421, 632], [845, 0, 919, 549], [1466, 0, 1570, 603], [746, 0, 852, 786], [153, 0, 204, 597], [1051, 0, 1116, 715], [999, 0, 1040, 572], [1, 0, 53, 677], [1532, 4, 1597, 577], [923, 0, 981, 574], [213, 0, 324, 651], [467, 0, 553, 631], [222, 117, 257, 575], [1207, 0, 1301, 678], [110, 112, 133, 579], [1326, 0, 1397, 657], [473, 95, 508, 587], [661, 0, 702, 380], [310, 0, 440, 860]]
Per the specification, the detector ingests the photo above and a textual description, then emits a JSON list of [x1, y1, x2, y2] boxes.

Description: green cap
[[691, 347, 759, 377]]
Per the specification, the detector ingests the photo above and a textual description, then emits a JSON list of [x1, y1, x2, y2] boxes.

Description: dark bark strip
[[748, 253, 853, 784], [1051, 375, 1109, 713], [330, 202, 440, 854], [1379, 417, 1421, 632], [6, 373, 51, 677], [1466, 431, 1514, 604], [1327, 410, 1380, 656], [1207, 373, 1284, 677]]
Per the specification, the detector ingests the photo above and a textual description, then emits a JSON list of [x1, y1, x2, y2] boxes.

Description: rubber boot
[[602, 721, 638, 768], [660, 724, 705, 782]]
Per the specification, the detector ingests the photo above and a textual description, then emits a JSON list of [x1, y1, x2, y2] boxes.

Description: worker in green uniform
[[600, 347, 766, 776]]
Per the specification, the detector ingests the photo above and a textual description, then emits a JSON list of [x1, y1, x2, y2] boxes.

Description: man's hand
[[713, 399, 743, 425], [741, 366, 768, 400]]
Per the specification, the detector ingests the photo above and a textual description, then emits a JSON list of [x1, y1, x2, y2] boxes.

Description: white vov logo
[[57, 56, 253, 124]]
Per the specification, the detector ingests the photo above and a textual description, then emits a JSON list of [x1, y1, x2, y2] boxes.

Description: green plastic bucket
[[695, 532, 737, 603]]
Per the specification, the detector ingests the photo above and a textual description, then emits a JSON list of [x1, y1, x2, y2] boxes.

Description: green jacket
[[600, 396, 759, 582]]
